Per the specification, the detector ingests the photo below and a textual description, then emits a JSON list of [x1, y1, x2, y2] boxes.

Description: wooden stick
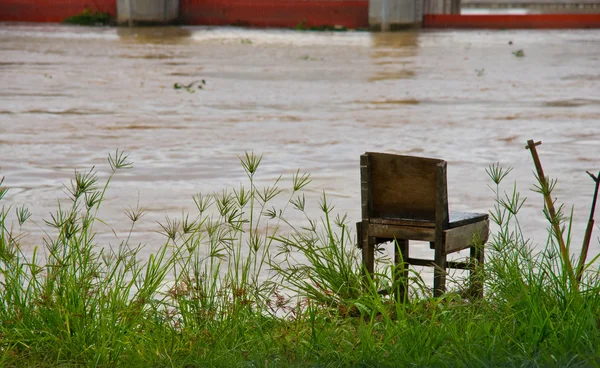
[[576, 171, 600, 283], [525, 140, 576, 285]]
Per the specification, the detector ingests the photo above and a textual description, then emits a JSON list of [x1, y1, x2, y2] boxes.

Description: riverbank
[[1, 153, 599, 366]]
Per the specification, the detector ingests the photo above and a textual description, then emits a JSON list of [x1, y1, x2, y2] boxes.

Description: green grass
[[63, 9, 115, 26], [1, 152, 600, 367]]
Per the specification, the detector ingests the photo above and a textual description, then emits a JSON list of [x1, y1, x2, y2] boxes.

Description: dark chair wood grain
[[356, 152, 489, 300]]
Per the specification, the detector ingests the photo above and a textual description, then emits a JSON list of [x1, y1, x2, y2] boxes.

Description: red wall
[[2, 0, 599, 29], [0, 0, 368, 28], [424, 14, 600, 29], [180, 0, 369, 28], [0, 0, 116, 23]]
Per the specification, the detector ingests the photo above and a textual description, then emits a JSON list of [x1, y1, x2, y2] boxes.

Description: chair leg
[[394, 239, 409, 303], [433, 242, 447, 297], [469, 244, 485, 299], [359, 222, 375, 276]]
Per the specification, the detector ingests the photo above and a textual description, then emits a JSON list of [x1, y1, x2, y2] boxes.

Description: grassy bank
[[1, 152, 599, 367]]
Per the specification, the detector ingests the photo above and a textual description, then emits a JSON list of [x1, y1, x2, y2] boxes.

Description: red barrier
[[0, 0, 116, 23], [424, 14, 600, 29], [180, 0, 369, 29], [4, 0, 599, 30]]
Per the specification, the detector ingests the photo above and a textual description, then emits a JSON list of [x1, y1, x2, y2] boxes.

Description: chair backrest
[[360, 152, 449, 226]]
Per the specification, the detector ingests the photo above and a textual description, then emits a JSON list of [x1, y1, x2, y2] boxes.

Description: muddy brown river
[[1, 24, 600, 264]]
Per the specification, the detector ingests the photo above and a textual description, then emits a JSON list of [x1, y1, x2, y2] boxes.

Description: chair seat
[[449, 212, 488, 228], [369, 211, 488, 229]]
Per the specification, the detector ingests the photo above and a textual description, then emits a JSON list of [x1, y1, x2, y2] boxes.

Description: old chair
[[356, 152, 489, 300]]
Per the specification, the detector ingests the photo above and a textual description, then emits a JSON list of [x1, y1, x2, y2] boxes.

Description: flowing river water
[[1, 24, 600, 268]]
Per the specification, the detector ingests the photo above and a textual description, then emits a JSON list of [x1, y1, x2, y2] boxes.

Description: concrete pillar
[[117, 0, 179, 25], [369, 0, 424, 30], [369, 0, 460, 30]]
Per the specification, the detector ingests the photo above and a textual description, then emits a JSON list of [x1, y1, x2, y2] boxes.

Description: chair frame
[[356, 152, 489, 300]]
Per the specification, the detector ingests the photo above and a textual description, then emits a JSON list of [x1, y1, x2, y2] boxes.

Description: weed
[[63, 8, 114, 26], [174, 80, 206, 93], [299, 55, 323, 61], [295, 20, 347, 32], [512, 49, 525, 58]]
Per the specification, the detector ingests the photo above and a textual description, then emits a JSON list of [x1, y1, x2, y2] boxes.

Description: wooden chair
[[356, 152, 489, 300]]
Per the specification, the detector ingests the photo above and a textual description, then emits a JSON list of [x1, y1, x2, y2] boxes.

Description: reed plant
[[0, 152, 599, 367]]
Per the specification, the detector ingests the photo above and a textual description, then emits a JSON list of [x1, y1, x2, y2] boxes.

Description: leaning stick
[[576, 170, 600, 283], [525, 140, 576, 285]]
